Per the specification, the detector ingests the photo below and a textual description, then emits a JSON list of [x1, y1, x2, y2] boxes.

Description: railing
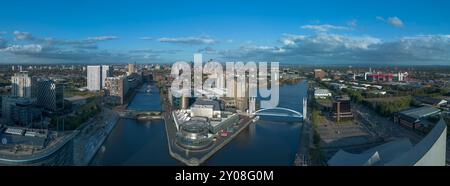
[[254, 107, 304, 118]]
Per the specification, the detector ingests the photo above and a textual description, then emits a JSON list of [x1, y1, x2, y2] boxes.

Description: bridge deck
[[255, 112, 303, 118], [254, 107, 304, 118]]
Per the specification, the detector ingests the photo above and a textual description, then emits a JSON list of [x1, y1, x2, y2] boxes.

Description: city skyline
[[0, 0, 450, 65], [1, 2, 450, 183]]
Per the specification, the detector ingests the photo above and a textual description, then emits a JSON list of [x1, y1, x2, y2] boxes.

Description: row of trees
[[311, 111, 323, 148], [309, 109, 325, 164], [343, 89, 364, 103], [342, 88, 411, 117], [50, 98, 101, 131], [64, 86, 100, 97], [372, 97, 411, 117]]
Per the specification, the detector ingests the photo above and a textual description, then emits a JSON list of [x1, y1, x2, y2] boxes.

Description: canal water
[[90, 80, 307, 165]]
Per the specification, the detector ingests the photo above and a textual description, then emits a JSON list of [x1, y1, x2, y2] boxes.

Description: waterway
[[90, 80, 307, 165]]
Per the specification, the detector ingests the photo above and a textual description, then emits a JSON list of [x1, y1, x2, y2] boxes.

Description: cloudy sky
[[1, 0, 450, 65]]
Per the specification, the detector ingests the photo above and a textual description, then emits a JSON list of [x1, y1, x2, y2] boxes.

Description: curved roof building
[[328, 119, 447, 166], [176, 118, 213, 150]]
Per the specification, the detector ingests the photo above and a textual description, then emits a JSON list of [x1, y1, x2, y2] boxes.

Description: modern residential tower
[[87, 65, 112, 91], [104, 75, 129, 105], [34, 78, 65, 111], [102, 65, 113, 88], [11, 71, 32, 98], [127, 63, 135, 75]]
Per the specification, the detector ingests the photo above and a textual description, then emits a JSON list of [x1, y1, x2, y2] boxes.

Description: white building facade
[[11, 71, 32, 98], [87, 65, 112, 91], [314, 89, 332, 99]]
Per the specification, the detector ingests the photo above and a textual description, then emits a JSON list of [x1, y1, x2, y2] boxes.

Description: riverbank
[[73, 107, 119, 165], [294, 119, 311, 166]]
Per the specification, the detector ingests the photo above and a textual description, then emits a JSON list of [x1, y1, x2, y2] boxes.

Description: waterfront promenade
[[73, 84, 147, 165], [73, 107, 119, 165], [294, 119, 311, 166]]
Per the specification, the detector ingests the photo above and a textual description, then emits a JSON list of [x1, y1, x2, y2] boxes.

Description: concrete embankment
[[73, 108, 119, 165]]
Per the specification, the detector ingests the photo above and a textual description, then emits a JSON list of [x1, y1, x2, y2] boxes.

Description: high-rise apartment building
[[87, 66, 102, 91], [104, 76, 129, 105], [235, 75, 250, 112], [87, 65, 112, 91], [34, 78, 64, 111], [127, 63, 135, 75], [102, 65, 113, 88], [11, 71, 32, 98]]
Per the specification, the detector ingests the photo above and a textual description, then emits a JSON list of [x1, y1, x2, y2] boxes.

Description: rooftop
[[191, 99, 221, 111], [328, 119, 447, 166], [414, 96, 448, 106], [334, 95, 351, 101], [399, 106, 441, 120], [180, 119, 210, 134], [314, 89, 331, 94]]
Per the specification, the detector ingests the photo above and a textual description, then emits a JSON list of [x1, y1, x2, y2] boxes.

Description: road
[[352, 103, 423, 144], [294, 119, 311, 166]]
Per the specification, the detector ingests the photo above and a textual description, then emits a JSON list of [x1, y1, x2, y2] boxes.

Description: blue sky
[[0, 0, 450, 65]]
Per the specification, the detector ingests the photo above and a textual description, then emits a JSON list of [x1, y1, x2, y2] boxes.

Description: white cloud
[[158, 36, 218, 44], [376, 16, 404, 28], [130, 49, 182, 54], [241, 45, 277, 51], [1, 44, 42, 53], [301, 24, 349, 32], [197, 47, 218, 54], [140, 37, 153, 40], [221, 32, 450, 65], [0, 32, 129, 63], [387, 17, 404, 27], [281, 33, 381, 50], [86, 36, 119, 41], [13, 30, 34, 40], [280, 34, 306, 46], [3, 29, 450, 65]]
